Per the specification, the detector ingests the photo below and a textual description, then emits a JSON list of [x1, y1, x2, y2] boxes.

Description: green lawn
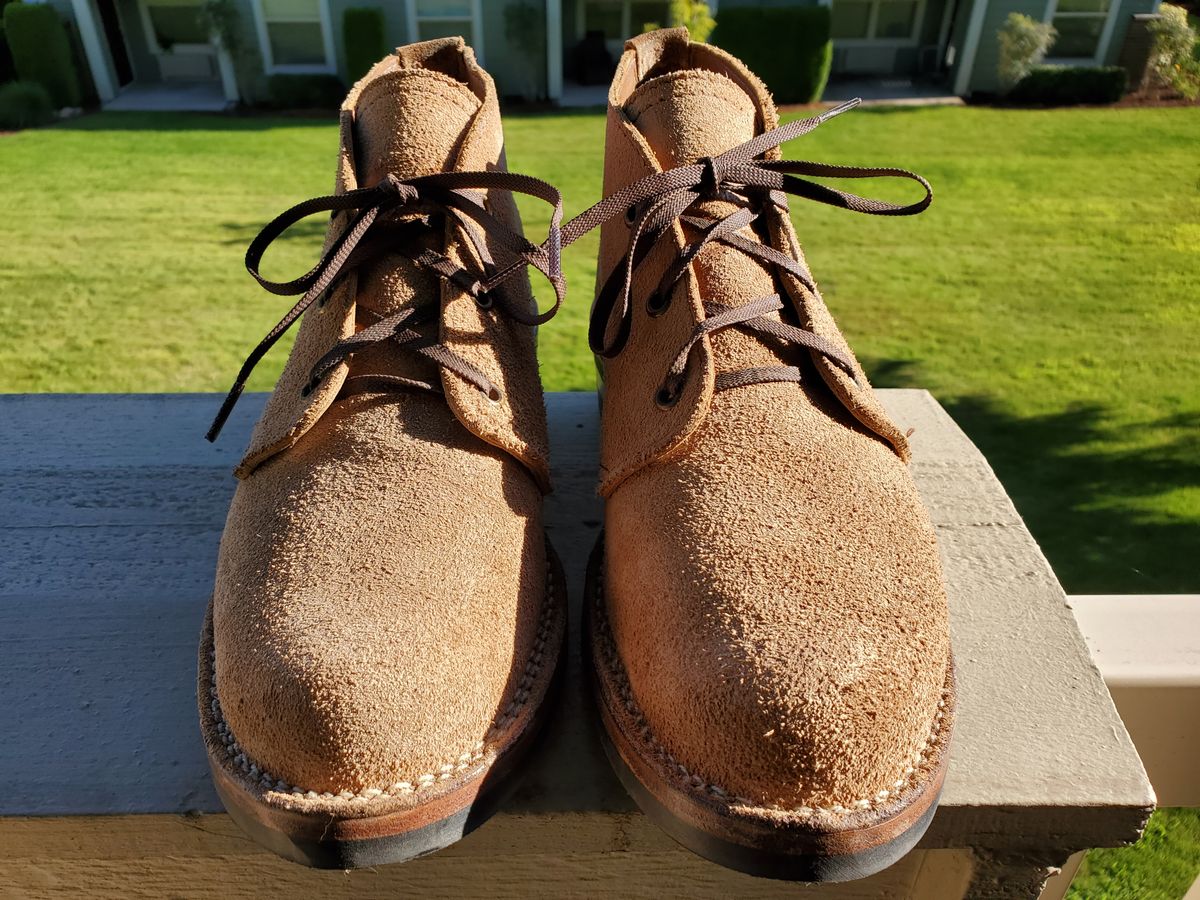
[[1, 106, 1197, 897]]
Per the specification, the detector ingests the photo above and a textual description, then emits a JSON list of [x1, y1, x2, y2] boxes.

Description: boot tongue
[[625, 68, 791, 374], [353, 66, 481, 187], [624, 68, 759, 170], [344, 64, 482, 386]]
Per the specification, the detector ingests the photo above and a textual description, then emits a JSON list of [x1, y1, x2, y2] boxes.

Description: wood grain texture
[[1, 814, 976, 899], [0, 391, 1152, 894]]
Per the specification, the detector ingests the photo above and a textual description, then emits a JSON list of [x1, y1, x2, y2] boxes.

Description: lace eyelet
[[475, 292, 494, 310], [646, 291, 670, 318], [487, 386, 502, 403], [654, 383, 681, 409], [624, 204, 638, 227]]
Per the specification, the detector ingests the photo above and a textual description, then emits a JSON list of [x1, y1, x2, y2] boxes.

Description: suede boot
[[567, 28, 955, 881], [197, 39, 567, 868]]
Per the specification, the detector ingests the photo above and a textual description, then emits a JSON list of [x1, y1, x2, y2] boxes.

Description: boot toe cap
[[211, 393, 548, 795]]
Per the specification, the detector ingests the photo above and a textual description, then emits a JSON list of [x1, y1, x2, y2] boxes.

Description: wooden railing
[[0, 392, 1158, 898]]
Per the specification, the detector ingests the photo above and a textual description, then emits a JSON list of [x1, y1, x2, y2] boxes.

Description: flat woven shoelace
[[559, 98, 932, 406], [206, 170, 565, 441]]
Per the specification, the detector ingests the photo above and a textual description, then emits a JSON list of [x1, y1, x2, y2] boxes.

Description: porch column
[[215, 41, 239, 103], [953, 0, 990, 95], [546, 0, 563, 101], [68, 0, 117, 103]]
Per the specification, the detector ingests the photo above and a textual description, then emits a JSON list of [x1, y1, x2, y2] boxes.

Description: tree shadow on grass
[[862, 357, 1200, 594], [218, 219, 325, 247]]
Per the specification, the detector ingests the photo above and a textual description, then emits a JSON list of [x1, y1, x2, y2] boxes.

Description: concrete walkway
[[105, 82, 231, 113], [559, 81, 609, 108]]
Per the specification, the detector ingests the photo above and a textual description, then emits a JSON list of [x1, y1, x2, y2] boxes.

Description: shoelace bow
[[206, 170, 565, 441], [560, 98, 932, 407]]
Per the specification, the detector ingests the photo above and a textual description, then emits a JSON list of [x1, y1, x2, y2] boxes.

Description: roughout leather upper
[[212, 39, 551, 798], [599, 29, 952, 812]]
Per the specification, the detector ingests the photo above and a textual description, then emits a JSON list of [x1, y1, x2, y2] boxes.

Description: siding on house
[[317, 0, 546, 98], [1100, 0, 1158, 65], [954, 0, 1159, 93], [719, 0, 954, 77], [968, 0, 1049, 92], [55, 0, 1164, 106], [215, 0, 547, 103], [834, 0, 952, 75]]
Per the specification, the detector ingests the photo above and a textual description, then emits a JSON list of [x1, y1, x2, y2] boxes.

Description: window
[[407, 0, 484, 62], [253, 0, 334, 73], [1047, 0, 1113, 59], [831, 0, 922, 42]]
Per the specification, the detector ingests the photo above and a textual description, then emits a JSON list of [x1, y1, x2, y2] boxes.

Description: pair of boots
[[199, 29, 955, 883]]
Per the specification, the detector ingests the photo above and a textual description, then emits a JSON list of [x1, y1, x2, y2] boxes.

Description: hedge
[[712, 6, 832, 104], [3, 2, 81, 108], [343, 7, 385, 84], [1008, 65, 1128, 105], [0, 79, 54, 129], [263, 73, 345, 110]]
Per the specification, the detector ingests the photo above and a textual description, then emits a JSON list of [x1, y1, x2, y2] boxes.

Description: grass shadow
[[862, 356, 1200, 594], [218, 219, 325, 247]]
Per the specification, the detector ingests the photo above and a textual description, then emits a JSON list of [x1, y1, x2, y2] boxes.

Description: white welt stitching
[[208, 561, 556, 802]]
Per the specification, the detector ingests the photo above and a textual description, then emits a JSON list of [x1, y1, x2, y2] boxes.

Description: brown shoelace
[[560, 99, 932, 407], [207, 170, 565, 441]]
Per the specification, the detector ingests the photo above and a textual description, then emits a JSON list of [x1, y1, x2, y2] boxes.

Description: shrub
[[1148, 4, 1200, 99], [0, 80, 54, 130], [200, 0, 243, 54], [997, 12, 1057, 92], [262, 73, 345, 110], [644, 0, 717, 41], [1008, 65, 1128, 105], [343, 7, 385, 84], [1168, 55, 1200, 99], [673, 0, 716, 42], [3, 2, 82, 108], [712, 7, 831, 103]]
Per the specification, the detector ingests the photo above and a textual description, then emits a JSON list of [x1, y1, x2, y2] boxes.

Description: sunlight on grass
[[2, 106, 1194, 597], [1, 104, 1197, 900]]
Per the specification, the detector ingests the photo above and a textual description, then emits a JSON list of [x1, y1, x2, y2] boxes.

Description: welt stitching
[[208, 561, 555, 803], [593, 553, 949, 816]]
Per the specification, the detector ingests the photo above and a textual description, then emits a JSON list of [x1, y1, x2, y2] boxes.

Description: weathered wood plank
[[3, 815, 978, 899], [0, 391, 1152, 892]]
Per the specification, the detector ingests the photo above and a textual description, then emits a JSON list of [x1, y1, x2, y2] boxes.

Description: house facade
[[55, 0, 1161, 107]]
